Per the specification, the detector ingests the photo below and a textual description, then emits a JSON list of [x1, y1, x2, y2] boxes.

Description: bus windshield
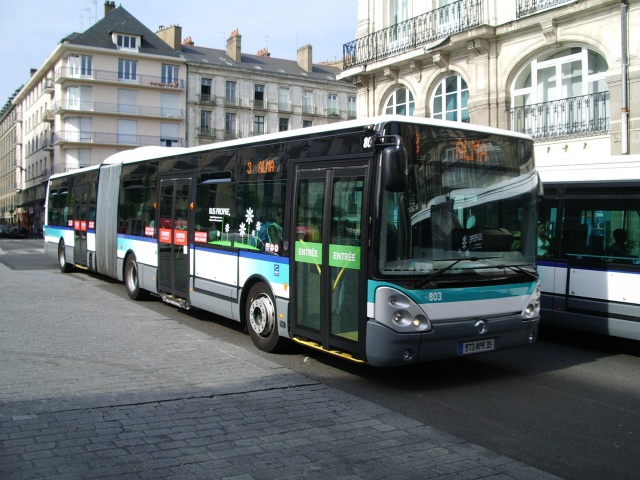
[[378, 125, 537, 277]]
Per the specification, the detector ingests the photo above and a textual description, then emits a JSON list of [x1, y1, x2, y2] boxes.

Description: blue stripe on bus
[[239, 249, 290, 265], [117, 234, 157, 243], [367, 280, 537, 304]]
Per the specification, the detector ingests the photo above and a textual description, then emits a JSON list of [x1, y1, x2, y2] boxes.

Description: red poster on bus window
[[194, 231, 208, 243], [88, 221, 95, 230], [80, 221, 87, 232], [145, 226, 155, 237], [68, 219, 73, 228], [174, 230, 187, 246], [74, 220, 80, 230], [159, 228, 172, 243]]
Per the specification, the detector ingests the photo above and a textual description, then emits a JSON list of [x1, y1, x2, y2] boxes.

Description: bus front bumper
[[364, 316, 539, 367]]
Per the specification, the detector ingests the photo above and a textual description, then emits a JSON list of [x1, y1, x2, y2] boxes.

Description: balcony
[[197, 94, 215, 104], [222, 129, 240, 140], [251, 100, 268, 111], [43, 110, 55, 123], [343, 0, 483, 70], [325, 107, 341, 119], [223, 96, 242, 108], [510, 92, 610, 140], [278, 102, 293, 113], [54, 67, 185, 89], [44, 79, 54, 94], [197, 127, 215, 138], [54, 99, 184, 119], [302, 104, 316, 115], [53, 130, 185, 147], [516, 0, 576, 18]]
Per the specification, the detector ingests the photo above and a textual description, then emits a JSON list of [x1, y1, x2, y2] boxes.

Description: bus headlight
[[522, 284, 541, 319], [412, 315, 432, 332]]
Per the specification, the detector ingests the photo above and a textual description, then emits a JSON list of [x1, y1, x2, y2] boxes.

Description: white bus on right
[[537, 156, 640, 340]]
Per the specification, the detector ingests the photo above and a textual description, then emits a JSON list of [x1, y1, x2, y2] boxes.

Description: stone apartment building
[[5, 2, 187, 230], [339, 0, 639, 176], [1, 2, 355, 231], [0, 91, 21, 226], [159, 26, 356, 147]]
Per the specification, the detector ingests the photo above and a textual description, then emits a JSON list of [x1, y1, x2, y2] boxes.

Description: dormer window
[[113, 33, 140, 51]]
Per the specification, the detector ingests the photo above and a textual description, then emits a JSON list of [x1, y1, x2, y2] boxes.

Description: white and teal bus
[[44, 116, 540, 366]]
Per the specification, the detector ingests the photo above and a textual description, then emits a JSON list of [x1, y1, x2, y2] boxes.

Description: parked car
[[0, 225, 10, 238], [9, 226, 28, 239]]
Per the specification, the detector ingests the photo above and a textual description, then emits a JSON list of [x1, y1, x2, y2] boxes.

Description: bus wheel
[[246, 283, 288, 353], [124, 254, 147, 301], [58, 241, 72, 273]]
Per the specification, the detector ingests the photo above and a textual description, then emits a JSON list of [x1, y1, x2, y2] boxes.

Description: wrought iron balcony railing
[[54, 99, 184, 118], [510, 92, 610, 140], [53, 130, 185, 147], [54, 67, 185, 89], [516, 0, 575, 19], [343, 0, 483, 70]]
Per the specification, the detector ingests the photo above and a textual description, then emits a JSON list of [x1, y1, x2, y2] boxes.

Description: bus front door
[[73, 183, 90, 267], [292, 165, 368, 362], [157, 177, 192, 303]]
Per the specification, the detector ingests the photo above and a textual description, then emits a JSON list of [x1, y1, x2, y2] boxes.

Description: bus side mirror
[[382, 145, 407, 192]]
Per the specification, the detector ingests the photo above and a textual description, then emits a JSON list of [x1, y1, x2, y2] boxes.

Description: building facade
[[173, 29, 356, 146], [0, 91, 21, 226], [11, 2, 187, 233], [339, 0, 639, 173]]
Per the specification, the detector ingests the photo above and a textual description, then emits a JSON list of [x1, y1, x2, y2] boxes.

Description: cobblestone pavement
[[0, 263, 562, 480]]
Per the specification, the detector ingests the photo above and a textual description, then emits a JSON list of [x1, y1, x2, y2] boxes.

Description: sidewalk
[[0, 264, 562, 480]]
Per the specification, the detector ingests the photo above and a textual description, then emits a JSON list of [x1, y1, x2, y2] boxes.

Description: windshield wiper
[[474, 259, 538, 281], [417, 256, 481, 288]]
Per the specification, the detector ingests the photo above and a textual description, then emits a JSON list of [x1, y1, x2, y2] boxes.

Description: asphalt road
[[2, 238, 639, 480]]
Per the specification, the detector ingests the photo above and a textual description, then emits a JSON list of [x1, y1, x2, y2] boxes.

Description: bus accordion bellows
[[44, 115, 541, 366], [537, 158, 640, 341]]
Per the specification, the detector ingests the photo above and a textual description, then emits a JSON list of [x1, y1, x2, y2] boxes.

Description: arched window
[[511, 46, 609, 138], [431, 75, 469, 123], [385, 87, 415, 116]]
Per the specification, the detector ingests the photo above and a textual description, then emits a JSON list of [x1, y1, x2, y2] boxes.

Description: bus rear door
[[73, 183, 90, 267], [291, 164, 369, 362], [157, 176, 192, 305]]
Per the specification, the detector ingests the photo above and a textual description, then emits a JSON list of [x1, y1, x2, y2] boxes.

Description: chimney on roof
[[156, 24, 183, 50], [226, 29, 241, 62], [104, 1, 115, 16], [182, 36, 194, 46], [257, 48, 270, 57], [297, 44, 313, 72]]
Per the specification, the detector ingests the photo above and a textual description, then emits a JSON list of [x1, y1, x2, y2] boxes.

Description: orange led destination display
[[455, 138, 488, 163], [245, 159, 276, 175]]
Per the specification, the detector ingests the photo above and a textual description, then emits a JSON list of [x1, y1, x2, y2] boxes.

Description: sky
[[0, 0, 358, 105]]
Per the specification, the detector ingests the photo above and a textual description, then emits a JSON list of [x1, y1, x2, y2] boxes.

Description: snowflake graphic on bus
[[195, 207, 281, 254]]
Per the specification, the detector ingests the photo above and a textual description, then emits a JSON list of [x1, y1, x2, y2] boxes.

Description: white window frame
[[114, 34, 139, 51], [118, 59, 137, 82], [510, 46, 609, 136], [385, 87, 415, 116], [161, 64, 179, 85], [431, 74, 469, 123]]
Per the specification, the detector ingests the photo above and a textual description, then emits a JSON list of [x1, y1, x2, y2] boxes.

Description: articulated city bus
[[537, 158, 640, 340], [44, 115, 540, 366]]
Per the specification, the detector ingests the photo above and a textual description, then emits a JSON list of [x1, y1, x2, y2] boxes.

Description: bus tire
[[246, 282, 288, 353], [124, 253, 148, 301], [58, 241, 73, 273]]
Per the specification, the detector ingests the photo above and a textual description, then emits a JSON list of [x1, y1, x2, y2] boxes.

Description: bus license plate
[[459, 339, 495, 355]]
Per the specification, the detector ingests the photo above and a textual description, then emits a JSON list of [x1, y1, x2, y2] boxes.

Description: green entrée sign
[[295, 241, 322, 264], [295, 242, 361, 271], [329, 244, 361, 270]]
